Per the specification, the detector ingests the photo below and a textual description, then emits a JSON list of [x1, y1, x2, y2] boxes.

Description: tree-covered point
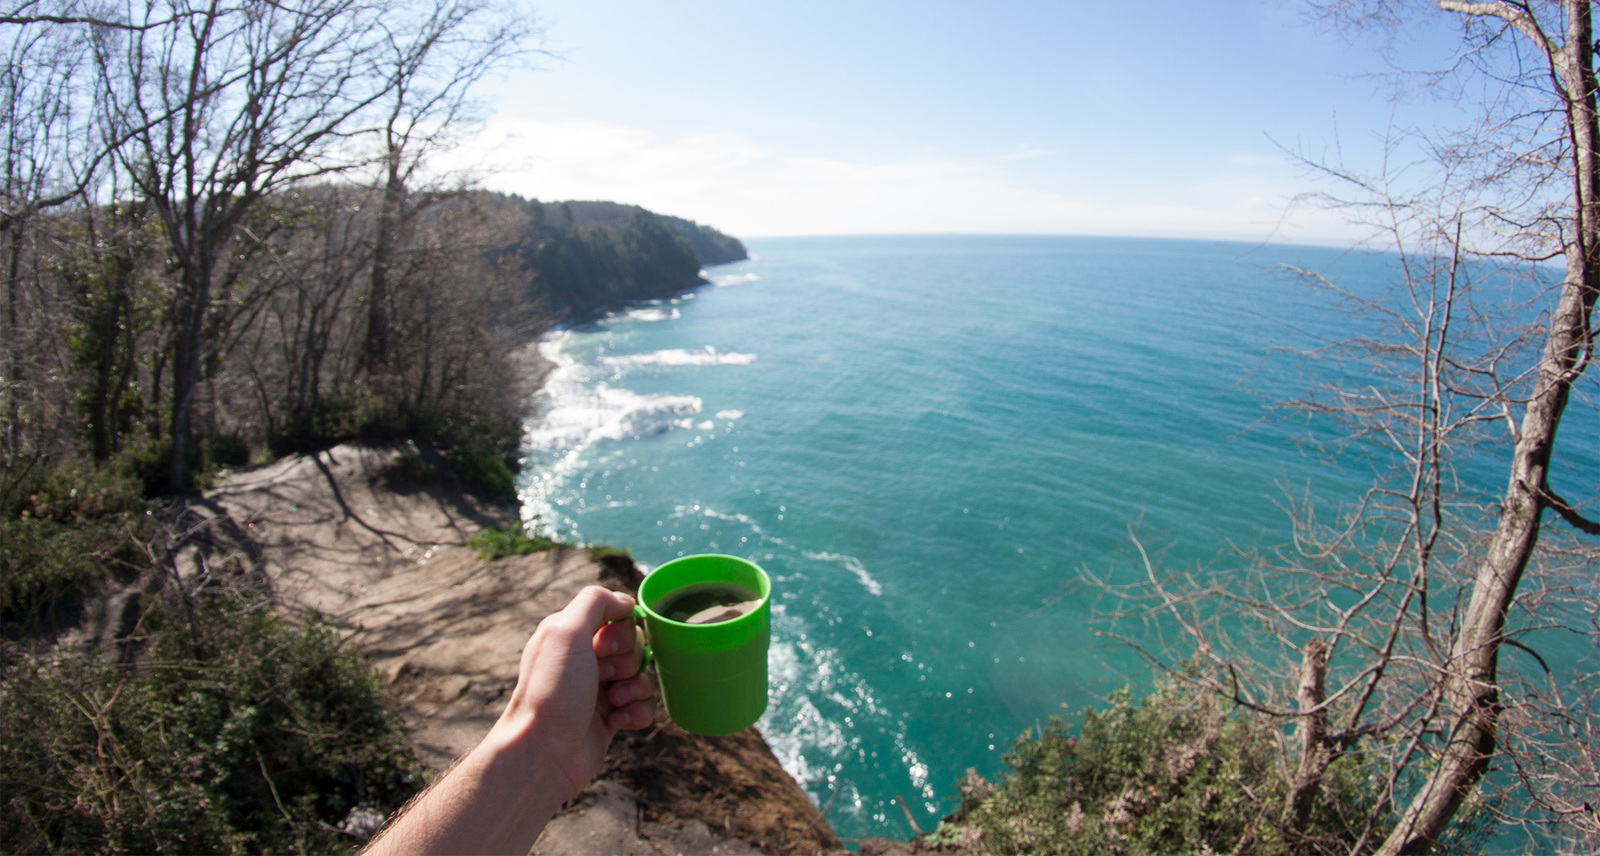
[[663, 214, 748, 266], [517, 198, 747, 319]]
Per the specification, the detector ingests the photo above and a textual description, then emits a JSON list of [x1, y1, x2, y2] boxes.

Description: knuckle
[[536, 613, 581, 640]]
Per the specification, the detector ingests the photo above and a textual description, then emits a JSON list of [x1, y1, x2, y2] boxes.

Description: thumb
[[561, 586, 637, 638]]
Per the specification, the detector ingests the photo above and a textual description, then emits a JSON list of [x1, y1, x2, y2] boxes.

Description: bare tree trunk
[[110, 286, 139, 456], [1377, 270, 1594, 854], [366, 146, 403, 370], [87, 255, 134, 461], [168, 257, 212, 491], [1284, 637, 1332, 833], [3, 221, 20, 457], [415, 292, 434, 409]]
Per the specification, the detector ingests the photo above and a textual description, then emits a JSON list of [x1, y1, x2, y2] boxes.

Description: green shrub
[[203, 430, 253, 469], [436, 409, 521, 502], [14, 456, 149, 524], [941, 677, 1402, 856], [1, 460, 154, 634], [379, 447, 440, 488], [470, 519, 560, 559], [586, 543, 632, 563], [0, 594, 422, 854], [262, 389, 523, 504], [451, 449, 516, 501], [119, 435, 195, 495]]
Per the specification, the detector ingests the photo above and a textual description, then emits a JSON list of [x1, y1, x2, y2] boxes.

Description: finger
[[592, 621, 637, 658], [596, 651, 642, 681], [606, 672, 654, 708], [556, 586, 637, 640], [606, 699, 655, 731]]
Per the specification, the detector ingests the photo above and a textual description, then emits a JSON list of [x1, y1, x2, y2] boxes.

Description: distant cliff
[[662, 214, 748, 266], [517, 198, 747, 320]]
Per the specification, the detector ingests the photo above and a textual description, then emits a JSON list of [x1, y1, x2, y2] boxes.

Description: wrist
[[453, 711, 567, 849], [486, 708, 568, 800], [367, 710, 565, 856]]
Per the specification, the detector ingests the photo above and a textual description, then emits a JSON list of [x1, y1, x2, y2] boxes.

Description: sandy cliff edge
[[204, 442, 840, 856]]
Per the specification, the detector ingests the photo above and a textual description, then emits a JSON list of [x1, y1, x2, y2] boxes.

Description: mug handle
[[630, 603, 655, 670]]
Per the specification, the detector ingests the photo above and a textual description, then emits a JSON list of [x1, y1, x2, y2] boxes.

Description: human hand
[[362, 586, 657, 856], [490, 585, 656, 801]]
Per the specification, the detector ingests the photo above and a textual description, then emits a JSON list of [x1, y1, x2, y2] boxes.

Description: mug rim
[[637, 553, 771, 629]]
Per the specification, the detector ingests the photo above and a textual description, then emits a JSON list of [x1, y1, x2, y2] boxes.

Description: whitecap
[[803, 551, 885, 597], [525, 384, 702, 452], [603, 346, 757, 367], [622, 307, 680, 322], [713, 272, 760, 287], [698, 506, 766, 536], [715, 409, 745, 420]]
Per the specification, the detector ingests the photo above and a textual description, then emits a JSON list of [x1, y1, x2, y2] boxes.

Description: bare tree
[[0, 18, 94, 500], [1097, 1, 1600, 852], [229, 184, 374, 449], [1328, 4, 1598, 852], [90, 0, 398, 490], [362, 0, 533, 372]]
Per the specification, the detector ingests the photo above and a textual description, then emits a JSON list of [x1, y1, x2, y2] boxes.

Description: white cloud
[[434, 117, 1360, 243]]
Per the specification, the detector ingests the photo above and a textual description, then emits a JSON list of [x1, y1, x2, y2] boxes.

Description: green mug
[[632, 554, 771, 736]]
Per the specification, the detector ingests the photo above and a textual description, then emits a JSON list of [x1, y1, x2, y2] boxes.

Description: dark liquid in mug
[[656, 582, 762, 625]]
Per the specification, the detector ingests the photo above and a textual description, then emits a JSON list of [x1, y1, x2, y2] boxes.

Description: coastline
[[512, 336, 562, 406]]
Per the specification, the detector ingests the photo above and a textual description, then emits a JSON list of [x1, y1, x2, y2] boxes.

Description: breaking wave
[[620, 306, 680, 322], [521, 335, 703, 524], [603, 346, 757, 367]]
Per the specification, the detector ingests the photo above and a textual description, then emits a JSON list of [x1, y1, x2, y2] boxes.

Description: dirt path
[[205, 444, 839, 855]]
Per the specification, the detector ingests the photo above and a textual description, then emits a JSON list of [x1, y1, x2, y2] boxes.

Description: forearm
[[362, 587, 651, 855], [363, 719, 567, 856]]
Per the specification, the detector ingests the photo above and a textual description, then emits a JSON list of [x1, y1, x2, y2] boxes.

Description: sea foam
[[803, 551, 884, 597], [524, 383, 701, 452], [522, 335, 703, 526], [603, 346, 756, 367], [620, 306, 680, 322], [763, 609, 931, 825]]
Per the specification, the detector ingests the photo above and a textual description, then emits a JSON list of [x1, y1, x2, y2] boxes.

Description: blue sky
[[449, 1, 1469, 243]]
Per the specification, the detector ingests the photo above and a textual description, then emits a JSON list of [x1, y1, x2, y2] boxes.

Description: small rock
[[338, 805, 389, 841]]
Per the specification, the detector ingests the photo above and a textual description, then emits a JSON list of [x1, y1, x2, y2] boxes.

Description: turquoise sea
[[517, 235, 1594, 842]]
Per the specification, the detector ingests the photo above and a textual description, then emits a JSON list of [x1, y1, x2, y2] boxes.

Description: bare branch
[[1542, 484, 1600, 535]]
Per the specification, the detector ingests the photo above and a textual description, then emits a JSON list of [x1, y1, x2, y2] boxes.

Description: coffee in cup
[[656, 581, 763, 625]]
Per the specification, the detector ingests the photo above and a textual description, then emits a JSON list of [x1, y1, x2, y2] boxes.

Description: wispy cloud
[[435, 118, 1359, 243]]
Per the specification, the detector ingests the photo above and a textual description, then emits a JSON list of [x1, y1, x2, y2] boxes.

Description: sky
[[444, 1, 1471, 244]]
